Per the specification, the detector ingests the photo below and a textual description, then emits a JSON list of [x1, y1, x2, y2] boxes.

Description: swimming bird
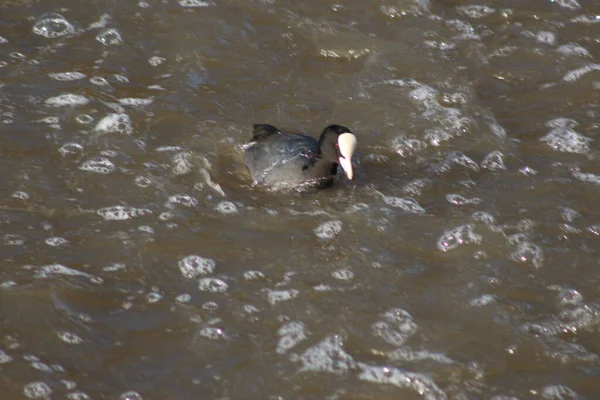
[[243, 124, 357, 189]]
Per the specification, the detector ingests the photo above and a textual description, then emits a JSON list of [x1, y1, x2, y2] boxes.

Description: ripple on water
[[32, 13, 75, 38], [178, 255, 216, 279]]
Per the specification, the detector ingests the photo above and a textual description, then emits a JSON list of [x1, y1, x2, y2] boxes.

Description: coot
[[243, 124, 357, 189]]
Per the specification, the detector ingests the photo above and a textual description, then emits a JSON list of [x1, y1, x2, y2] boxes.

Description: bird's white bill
[[338, 133, 357, 180]]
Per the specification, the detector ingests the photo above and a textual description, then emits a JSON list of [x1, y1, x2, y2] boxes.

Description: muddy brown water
[[2, 0, 600, 399]]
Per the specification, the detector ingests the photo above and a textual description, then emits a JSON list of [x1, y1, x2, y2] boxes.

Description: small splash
[[198, 278, 228, 293], [96, 28, 123, 45], [32, 13, 75, 38], [437, 224, 482, 252], [299, 335, 355, 374], [178, 255, 216, 279], [540, 125, 591, 154], [314, 220, 342, 239], [45, 93, 89, 107], [95, 113, 133, 135], [23, 381, 53, 399], [171, 152, 193, 175]]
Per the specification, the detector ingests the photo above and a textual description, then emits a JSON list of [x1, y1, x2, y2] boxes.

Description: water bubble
[[0, 36, 7, 44], [45, 93, 89, 107], [48, 72, 86, 81], [23, 381, 53, 399], [120, 391, 143, 400], [90, 76, 110, 86], [331, 269, 354, 280], [146, 292, 162, 303], [267, 289, 299, 305], [198, 278, 228, 293], [519, 166, 538, 176], [372, 308, 417, 346], [79, 157, 115, 174], [32, 13, 75, 38], [57, 331, 83, 345], [383, 196, 426, 213], [12, 191, 29, 200], [213, 201, 237, 214], [393, 137, 428, 158], [75, 114, 93, 124], [314, 220, 342, 239], [178, 255, 216, 278], [437, 224, 482, 252], [95, 113, 133, 135], [96, 28, 123, 46], [470, 294, 496, 307], [97, 206, 151, 221], [134, 176, 152, 188], [4, 234, 26, 246], [507, 234, 543, 268], [114, 74, 129, 83]]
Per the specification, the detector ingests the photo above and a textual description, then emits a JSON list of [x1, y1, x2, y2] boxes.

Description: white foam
[[314, 220, 342, 239], [299, 335, 355, 374], [0, 350, 12, 364], [481, 150, 506, 170], [507, 234, 543, 268], [57, 331, 83, 345], [456, 5, 495, 18], [178, 255, 216, 279], [198, 278, 228, 293], [383, 196, 426, 213], [562, 64, 600, 82], [267, 289, 299, 305], [97, 205, 152, 221], [148, 56, 166, 66], [215, 201, 238, 214], [572, 170, 600, 186], [243, 270, 265, 280], [276, 321, 307, 354], [540, 385, 580, 399], [48, 72, 87, 81], [357, 364, 447, 399], [536, 31, 556, 45], [179, 0, 215, 7], [557, 43, 591, 58], [94, 113, 133, 135], [24, 381, 53, 399], [45, 93, 89, 107], [67, 392, 91, 400], [118, 98, 153, 106], [553, 0, 580, 10], [331, 269, 354, 281], [197, 327, 226, 341], [165, 194, 198, 209], [372, 308, 417, 346], [446, 194, 482, 206], [437, 224, 482, 252], [35, 264, 101, 283], [540, 126, 591, 154], [45, 237, 68, 246]]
